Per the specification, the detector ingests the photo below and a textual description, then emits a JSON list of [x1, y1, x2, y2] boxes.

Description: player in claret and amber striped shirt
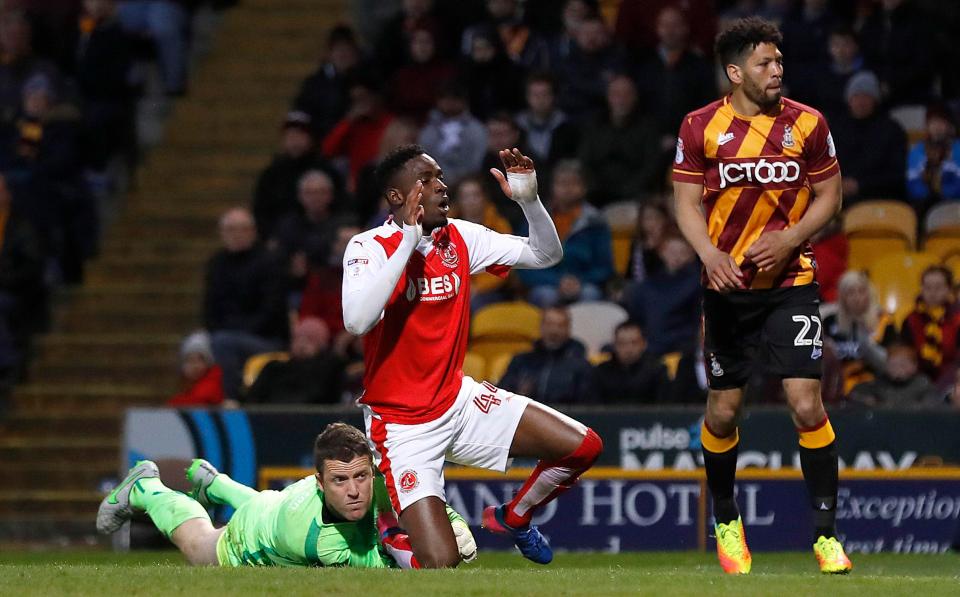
[[342, 145, 602, 568], [673, 17, 851, 575]]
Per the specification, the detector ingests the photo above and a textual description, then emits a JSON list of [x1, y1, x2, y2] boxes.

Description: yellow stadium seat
[[462, 351, 486, 380], [472, 301, 541, 341], [922, 233, 960, 260], [602, 200, 639, 236], [612, 235, 633, 276], [867, 251, 941, 324], [660, 352, 682, 381], [468, 339, 532, 370], [847, 236, 912, 271], [488, 352, 515, 384], [242, 351, 290, 388], [843, 200, 917, 247]]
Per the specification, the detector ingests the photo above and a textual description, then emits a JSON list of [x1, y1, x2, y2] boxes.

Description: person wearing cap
[[907, 106, 960, 209], [829, 70, 907, 205], [168, 331, 225, 407], [252, 110, 342, 241]]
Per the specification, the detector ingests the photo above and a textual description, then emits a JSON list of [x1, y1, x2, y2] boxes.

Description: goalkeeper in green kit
[[97, 423, 477, 568]]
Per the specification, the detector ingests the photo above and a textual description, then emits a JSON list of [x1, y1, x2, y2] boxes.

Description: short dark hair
[[715, 16, 782, 70], [313, 422, 373, 474], [374, 144, 425, 197], [525, 71, 556, 92], [615, 320, 645, 337]]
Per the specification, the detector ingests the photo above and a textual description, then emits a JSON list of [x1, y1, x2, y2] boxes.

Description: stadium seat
[[844, 200, 918, 270], [468, 339, 532, 369], [660, 352, 682, 381], [612, 235, 633, 276], [602, 200, 639, 235], [462, 351, 486, 380], [472, 301, 542, 341], [488, 352, 514, 384], [924, 201, 960, 233], [567, 301, 629, 358], [867, 251, 941, 324], [242, 351, 290, 388]]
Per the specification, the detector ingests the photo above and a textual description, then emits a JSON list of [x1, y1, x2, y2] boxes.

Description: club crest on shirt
[[782, 125, 795, 148], [436, 240, 459, 268], [399, 469, 419, 493], [674, 138, 685, 164]]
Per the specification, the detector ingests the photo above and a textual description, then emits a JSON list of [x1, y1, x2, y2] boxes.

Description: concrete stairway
[[0, 0, 347, 545]]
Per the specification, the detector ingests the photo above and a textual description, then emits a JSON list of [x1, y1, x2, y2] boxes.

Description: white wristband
[[507, 171, 538, 204]]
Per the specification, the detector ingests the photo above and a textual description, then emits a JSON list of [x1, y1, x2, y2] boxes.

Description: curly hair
[[715, 16, 783, 69]]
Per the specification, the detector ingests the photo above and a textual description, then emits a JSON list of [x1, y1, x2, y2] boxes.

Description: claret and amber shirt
[[672, 95, 840, 289]]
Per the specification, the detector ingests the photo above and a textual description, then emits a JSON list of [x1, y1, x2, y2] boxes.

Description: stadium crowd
[[3, 0, 960, 411], [0, 0, 233, 397]]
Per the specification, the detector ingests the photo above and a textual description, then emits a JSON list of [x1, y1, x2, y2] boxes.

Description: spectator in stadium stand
[[373, 0, 456, 78], [352, 117, 422, 226], [293, 25, 365, 141], [514, 72, 580, 180], [498, 305, 596, 405], [554, 14, 627, 122], [793, 24, 865, 122], [167, 331, 224, 407], [270, 170, 339, 281], [0, 172, 44, 383], [321, 73, 395, 194], [830, 70, 907, 204], [204, 208, 288, 402], [614, 0, 717, 58], [71, 0, 138, 179], [621, 234, 701, 356], [578, 73, 660, 204], [906, 106, 960, 210], [822, 270, 898, 398], [593, 320, 670, 403], [809, 217, 848, 304], [625, 201, 673, 284], [848, 343, 941, 407], [0, 73, 95, 285], [480, 110, 529, 229], [857, 0, 935, 107], [899, 265, 960, 387], [417, 81, 487, 188], [461, 0, 550, 71], [447, 174, 512, 310], [632, 5, 716, 166], [299, 218, 361, 353], [115, 0, 189, 96], [459, 25, 525, 121], [0, 11, 63, 126], [245, 317, 345, 405], [516, 159, 612, 307], [252, 110, 343, 242], [542, 0, 598, 67], [777, 0, 836, 104], [388, 25, 458, 124]]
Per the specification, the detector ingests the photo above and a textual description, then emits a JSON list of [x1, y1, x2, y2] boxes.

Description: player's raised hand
[[703, 247, 745, 291], [744, 229, 796, 273], [399, 180, 424, 236], [490, 148, 538, 203]]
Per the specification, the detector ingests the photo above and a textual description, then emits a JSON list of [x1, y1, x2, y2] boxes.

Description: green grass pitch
[[1, 551, 958, 596]]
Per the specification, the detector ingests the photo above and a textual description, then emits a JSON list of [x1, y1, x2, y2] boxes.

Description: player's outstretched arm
[[490, 148, 562, 269], [342, 182, 424, 336], [674, 180, 744, 291]]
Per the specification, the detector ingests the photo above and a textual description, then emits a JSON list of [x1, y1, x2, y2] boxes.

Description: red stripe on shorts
[[369, 417, 402, 513]]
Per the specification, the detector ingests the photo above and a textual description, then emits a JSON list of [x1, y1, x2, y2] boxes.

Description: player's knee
[[791, 399, 824, 428], [579, 428, 603, 468], [415, 544, 461, 569]]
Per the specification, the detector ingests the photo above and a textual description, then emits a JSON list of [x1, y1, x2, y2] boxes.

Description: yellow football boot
[[813, 536, 853, 574], [715, 517, 752, 574]]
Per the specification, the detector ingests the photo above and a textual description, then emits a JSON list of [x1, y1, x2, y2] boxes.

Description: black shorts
[[703, 283, 823, 390]]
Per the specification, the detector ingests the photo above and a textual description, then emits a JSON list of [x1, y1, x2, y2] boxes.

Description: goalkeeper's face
[[317, 456, 375, 522]]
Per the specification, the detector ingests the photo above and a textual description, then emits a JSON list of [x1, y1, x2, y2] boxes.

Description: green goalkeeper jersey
[[216, 475, 394, 568]]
